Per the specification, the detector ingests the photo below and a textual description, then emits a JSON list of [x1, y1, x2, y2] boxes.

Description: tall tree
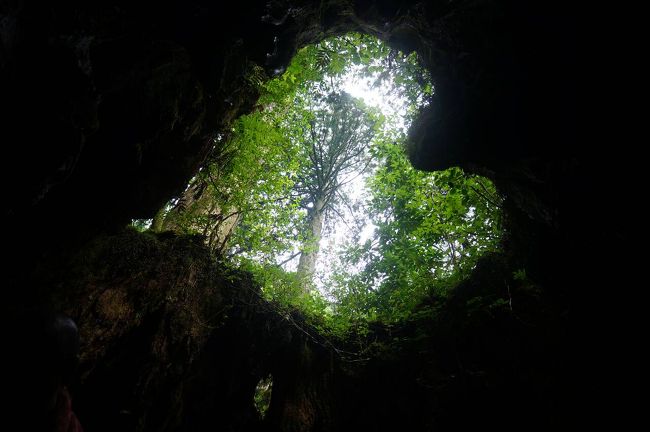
[[292, 90, 379, 287]]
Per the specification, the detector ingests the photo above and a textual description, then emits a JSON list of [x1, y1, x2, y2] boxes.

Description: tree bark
[[296, 196, 326, 290], [161, 181, 203, 231]]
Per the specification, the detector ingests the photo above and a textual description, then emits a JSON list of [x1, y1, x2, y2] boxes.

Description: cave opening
[[135, 33, 503, 334]]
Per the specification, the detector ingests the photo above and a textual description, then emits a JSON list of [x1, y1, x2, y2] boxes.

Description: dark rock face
[[1, 0, 600, 431], [32, 232, 565, 432], [49, 231, 268, 432], [331, 255, 569, 432], [25, 230, 338, 432], [1, 1, 275, 277]]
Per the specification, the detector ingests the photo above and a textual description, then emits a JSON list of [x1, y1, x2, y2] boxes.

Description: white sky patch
[[342, 66, 410, 135]]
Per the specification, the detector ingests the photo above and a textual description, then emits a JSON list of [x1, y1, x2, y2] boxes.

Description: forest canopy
[[134, 33, 503, 334]]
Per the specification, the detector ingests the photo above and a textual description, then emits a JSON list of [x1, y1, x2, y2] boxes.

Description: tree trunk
[[161, 181, 203, 231], [296, 196, 325, 290], [212, 206, 242, 255]]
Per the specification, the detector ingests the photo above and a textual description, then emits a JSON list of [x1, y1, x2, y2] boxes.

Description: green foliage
[[221, 111, 306, 262], [262, 32, 431, 121], [241, 260, 330, 318], [158, 108, 306, 259], [254, 375, 273, 417], [153, 32, 502, 338], [130, 218, 152, 232], [326, 140, 503, 324], [513, 268, 527, 282]]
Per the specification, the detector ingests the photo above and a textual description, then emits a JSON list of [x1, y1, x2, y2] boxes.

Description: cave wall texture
[[0, 0, 617, 430]]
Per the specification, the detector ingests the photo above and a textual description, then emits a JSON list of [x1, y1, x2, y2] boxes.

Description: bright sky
[[343, 66, 410, 134]]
